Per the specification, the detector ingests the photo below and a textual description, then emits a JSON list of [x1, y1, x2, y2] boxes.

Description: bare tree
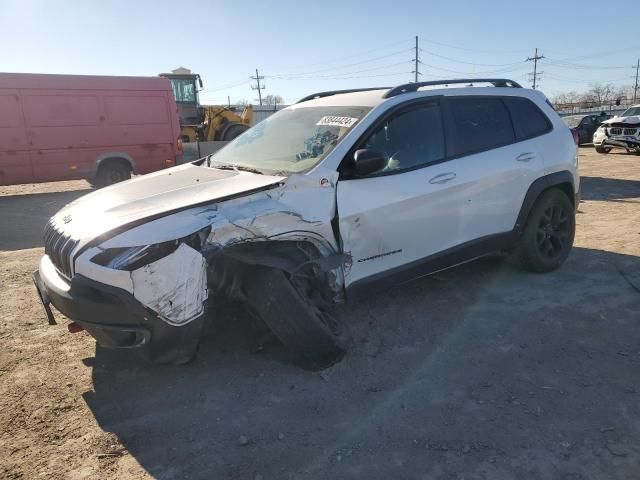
[[233, 98, 249, 106], [584, 83, 616, 106], [615, 85, 634, 103], [262, 94, 284, 106]]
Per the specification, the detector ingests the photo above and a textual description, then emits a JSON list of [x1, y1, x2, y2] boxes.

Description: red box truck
[[0, 73, 182, 186]]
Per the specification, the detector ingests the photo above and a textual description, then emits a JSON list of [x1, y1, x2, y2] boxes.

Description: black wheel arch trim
[[514, 170, 576, 234]]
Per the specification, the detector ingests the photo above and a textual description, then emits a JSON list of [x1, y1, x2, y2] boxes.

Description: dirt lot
[[1, 149, 639, 479]]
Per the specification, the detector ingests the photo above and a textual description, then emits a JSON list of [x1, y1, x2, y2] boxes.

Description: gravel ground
[[1, 149, 639, 480]]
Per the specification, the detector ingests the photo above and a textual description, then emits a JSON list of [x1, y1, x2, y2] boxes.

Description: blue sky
[[1, 0, 638, 105]]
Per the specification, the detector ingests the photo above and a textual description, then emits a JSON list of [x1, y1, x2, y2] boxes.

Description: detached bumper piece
[[33, 261, 205, 365]]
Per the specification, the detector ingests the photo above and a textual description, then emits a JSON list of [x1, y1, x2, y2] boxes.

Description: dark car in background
[[562, 113, 611, 145]]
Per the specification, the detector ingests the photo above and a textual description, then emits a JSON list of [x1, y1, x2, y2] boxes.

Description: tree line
[[552, 83, 636, 110]]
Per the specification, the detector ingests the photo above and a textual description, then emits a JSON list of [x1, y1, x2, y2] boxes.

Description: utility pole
[[411, 35, 422, 83], [633, 58, 639, 104], [250, 69, 265, 106], [526, 48, 545, 90]]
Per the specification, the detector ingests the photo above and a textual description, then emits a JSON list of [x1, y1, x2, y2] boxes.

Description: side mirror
[[353, 149, 386, 176]]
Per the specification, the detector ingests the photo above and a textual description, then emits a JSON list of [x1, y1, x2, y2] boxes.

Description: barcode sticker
[[316, 116, 358, 128]]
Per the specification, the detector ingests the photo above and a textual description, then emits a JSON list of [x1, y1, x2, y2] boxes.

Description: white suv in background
[[593, 104, 640, 154], [34, 78, 579, 369]]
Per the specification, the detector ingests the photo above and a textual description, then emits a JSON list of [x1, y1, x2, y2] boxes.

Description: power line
[[274, 37, 414, 72], [199, 79, 249, 93], [419, 48, 523, 67], [543, 47, 640, 63], [267, 61, 409, 80], [419, 38, 527, 55], [545, 58, 628, 70], [269, 48, 413, 77], [286, 71, 410, 81], [250, 69, 265, 105], [526, 48, 544, 90], [418, 62, 529, 76]]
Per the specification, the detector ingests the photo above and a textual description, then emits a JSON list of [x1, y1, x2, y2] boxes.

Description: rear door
[[337, 100, 464, 286], [0, 92, 33, 185], [445, 95, 549, 242]]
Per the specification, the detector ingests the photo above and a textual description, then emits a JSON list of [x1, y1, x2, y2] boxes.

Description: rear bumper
[[34, 255, 205, 364]]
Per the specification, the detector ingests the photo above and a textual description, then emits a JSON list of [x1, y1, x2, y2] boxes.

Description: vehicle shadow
[[0, 189, 92, 250], [82, 246, 640, 479], [579, 176, 640, 201]]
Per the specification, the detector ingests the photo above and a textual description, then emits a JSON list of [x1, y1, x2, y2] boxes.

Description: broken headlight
[[91, 226, 211, 271]]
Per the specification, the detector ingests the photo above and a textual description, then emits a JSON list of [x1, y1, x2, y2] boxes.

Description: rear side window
[[504, 97, 552, 140], [448, 97, 515, 156]]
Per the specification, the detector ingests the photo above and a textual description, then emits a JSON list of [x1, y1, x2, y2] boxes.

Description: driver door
[[336, 100, 464, 286]]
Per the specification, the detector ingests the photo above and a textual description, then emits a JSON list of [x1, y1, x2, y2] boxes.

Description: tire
[[514, 188, 575, 273], [94, 161, 131, 187], [244, 267, 351, 370], [595, 146, 611, 154], [221, 123, 249, 141]]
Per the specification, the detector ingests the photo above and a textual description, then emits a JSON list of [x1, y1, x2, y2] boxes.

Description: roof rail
[[297, 87, 389, 104], [382, 78, 522, 99]]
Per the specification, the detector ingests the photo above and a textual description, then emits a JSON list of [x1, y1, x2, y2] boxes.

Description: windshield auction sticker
[[316, 116, 358, 128]]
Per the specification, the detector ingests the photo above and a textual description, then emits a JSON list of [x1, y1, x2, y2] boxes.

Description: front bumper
[[34, 255, 205, 364], [594, 131, 640, 149]]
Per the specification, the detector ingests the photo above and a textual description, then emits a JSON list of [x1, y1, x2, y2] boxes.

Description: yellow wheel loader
[[160, 68, 252, 143]]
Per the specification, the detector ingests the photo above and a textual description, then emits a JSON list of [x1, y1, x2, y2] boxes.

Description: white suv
[[34, 79, 579, 369], [593, 104, 640, 154]]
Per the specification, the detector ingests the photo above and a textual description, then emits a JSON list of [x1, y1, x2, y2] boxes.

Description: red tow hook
[[68, 322, 84, 333]]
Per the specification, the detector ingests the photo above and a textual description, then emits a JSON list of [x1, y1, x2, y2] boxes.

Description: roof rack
[[382, 78, 522, 99], [297, 87, 389, 104]]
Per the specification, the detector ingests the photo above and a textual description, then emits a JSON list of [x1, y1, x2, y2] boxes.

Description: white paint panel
[[131, 244, 207, 326], [337, 161, 465, 285], [454, 140, 542, 241]]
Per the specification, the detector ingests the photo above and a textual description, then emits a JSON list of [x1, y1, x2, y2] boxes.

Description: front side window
[[360, 103, 445, 174], [449, 97, 515, 156], [208, 106, 371, 175]]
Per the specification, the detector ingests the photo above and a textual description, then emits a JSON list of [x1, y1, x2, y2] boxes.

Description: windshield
[[170, 78, 197, 103], [562, 116, 583, 128], [207, 106, 371, 175], [622, 106, 640, 117]]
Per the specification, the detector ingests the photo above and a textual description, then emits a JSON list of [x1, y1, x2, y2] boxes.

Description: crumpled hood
[[51, 163, 285, 242], [601, 115, 640, 126]]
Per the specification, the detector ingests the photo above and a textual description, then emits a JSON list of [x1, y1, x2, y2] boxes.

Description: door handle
[[516, 152, 536, 162], [429, 172, 456, 184]]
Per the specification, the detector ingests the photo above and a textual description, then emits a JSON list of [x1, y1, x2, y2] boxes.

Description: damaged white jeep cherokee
[[34, 78, 579, 369]]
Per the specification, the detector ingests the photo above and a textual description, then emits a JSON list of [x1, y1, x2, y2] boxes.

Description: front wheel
[[514, 189, 575, 273], [595, 146, 611, 154], [244, 267, 351, 370]]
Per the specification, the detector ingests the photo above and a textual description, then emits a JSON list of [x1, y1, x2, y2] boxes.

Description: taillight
[[570, 128, 579, 145], [177, 137, 183, 153]]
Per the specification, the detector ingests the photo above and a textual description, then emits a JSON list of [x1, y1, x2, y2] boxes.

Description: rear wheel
[[94, 160, 131, 187], [514, 188, 575, 273], [244, 267, 351, 370], [595, 146, 612, 154]]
